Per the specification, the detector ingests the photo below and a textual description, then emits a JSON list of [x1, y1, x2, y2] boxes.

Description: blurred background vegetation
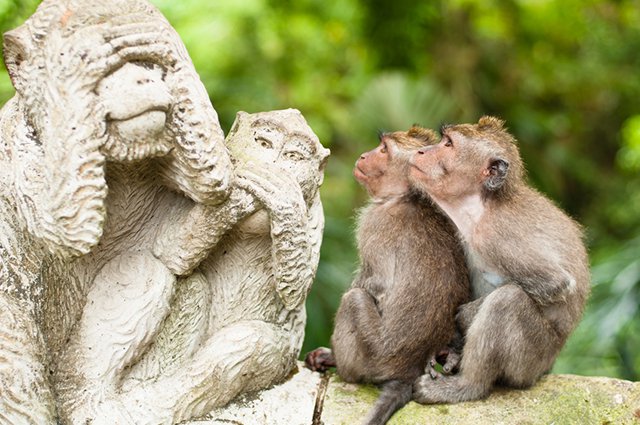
[[1, 0, 638, 380]]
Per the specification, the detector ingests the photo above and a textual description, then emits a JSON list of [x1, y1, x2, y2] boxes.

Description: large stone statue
[[0, 1, 328, 423]]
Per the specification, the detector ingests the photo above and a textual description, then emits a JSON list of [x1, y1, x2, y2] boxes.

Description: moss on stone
[[321, 374, 640, 425]]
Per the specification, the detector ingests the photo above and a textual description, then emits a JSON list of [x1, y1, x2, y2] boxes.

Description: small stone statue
[[0, 0, 328, 423]]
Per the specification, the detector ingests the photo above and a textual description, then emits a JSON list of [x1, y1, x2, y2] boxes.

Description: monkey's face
[[410, 119, 518, 201], [409, 126, 491, 201], [354, 138, 409, 199], [97, 61, 174, 161]]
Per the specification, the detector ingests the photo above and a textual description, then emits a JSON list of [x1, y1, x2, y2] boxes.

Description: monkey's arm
[[456, 297, 486, 333], [511, 267, 578, 306], [335, 288, 385, 353], [234, 165, 313, 311], [153, 186, 256, 276]]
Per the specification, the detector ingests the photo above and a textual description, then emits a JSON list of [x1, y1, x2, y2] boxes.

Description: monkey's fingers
[[442, 351, 461, 375], [304, 347, 336, 373], [235, 169, 306, 215], [427, 355, 443, 380], [114, 44, 176, 68], [236, 165, 300, 198], [109, 32, 164, 50]]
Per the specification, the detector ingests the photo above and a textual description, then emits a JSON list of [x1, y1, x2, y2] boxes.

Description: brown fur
[[410, 116, 590, 404], [306, 129, 470, 424]]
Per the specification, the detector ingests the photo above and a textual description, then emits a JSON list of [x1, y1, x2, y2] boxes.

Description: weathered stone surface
[[321, 374, 640, 425], [184, 362, 322, 425]]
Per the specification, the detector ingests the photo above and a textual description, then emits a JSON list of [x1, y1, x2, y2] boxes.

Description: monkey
[[305, 127, 470, 425], [409, 116, 590, 404]]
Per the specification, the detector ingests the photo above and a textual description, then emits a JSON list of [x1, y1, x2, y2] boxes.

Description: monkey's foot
[[304, 347, 336, 373], [413, 374, 449, 404]]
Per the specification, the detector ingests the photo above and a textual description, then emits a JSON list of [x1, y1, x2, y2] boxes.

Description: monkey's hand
[[304, 347, 336, 373], [519, 270, 579, 306], [433, 347, 462, 376], [235, 164, 313, 311]]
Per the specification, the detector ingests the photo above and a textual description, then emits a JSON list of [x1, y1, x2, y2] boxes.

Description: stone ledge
[[181, 363, 322, 424], [183, 364, 640, 425], [322, 374, 640, 425]]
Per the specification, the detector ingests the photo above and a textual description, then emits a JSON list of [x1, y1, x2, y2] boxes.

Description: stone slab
[[183, 362, 323, 425], [321, 374, 640, 425]]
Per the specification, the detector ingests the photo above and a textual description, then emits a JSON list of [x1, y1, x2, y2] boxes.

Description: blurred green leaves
[[349, 72, 454, 136], [619, 115, 640, 172]]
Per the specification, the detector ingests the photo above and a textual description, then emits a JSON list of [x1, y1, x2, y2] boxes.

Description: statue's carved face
[[2, 0, 230, 256], [228, 110, 330, 203], [97, 61, 173, 161], [3, 3, 196, 163]]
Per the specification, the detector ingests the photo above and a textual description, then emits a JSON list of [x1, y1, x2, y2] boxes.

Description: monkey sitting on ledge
[[306, 128, 470, 425], [410, 116, 590, 404]]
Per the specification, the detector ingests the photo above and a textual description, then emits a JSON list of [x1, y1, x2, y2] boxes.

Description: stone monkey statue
[[306, 128, 469, 425], [109, 109, 328, 424], [2, 2, 331, 423], [410, 116, 590, 404], [0, 0, 230, 422], [153, 109, 329, 310]]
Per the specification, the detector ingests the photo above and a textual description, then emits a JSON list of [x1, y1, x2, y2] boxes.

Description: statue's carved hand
[[235, 163, 313, 310], [235, 162, 307, 218]]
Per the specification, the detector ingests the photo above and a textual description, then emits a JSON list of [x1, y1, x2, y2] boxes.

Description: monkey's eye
[[380, 143, 388, 154], [443, 136, 453, 147], [255, 136, 273, 149]]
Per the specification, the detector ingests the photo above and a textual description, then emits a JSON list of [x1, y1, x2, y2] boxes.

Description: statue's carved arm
[[5, 23, 202, 257], [161, 26, 232, 206], [153, 186, 256, 276], [235, 164, 314, 311]]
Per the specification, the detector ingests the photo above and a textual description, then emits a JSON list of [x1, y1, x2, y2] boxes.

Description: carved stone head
[[2, 0, 230, 255], [227, 109, 330, 204]]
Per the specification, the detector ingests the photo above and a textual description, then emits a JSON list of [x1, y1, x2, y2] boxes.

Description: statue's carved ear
[[228, 111, 249, 136], [3, 27, 32, 93], [313, 148, 329, 186], [484, 158, 509, 191], [319, 148, 330, 171], [478, 116, 505, 132]]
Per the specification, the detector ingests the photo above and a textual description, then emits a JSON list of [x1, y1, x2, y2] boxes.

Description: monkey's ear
[[3, 26, 32, 93], [478, 116, 505, 132], [484, 158, 509, 191]]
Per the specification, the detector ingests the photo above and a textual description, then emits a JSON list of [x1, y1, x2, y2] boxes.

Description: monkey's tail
[[362, 380, 412, 425]]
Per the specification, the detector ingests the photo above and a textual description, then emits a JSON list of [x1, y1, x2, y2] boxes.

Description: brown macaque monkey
[[409, 116, 590, 404], [305, 128, 470, 425]]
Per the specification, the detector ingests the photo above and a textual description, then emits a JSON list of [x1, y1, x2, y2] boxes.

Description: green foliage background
[[1, 0, 638, 380]]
